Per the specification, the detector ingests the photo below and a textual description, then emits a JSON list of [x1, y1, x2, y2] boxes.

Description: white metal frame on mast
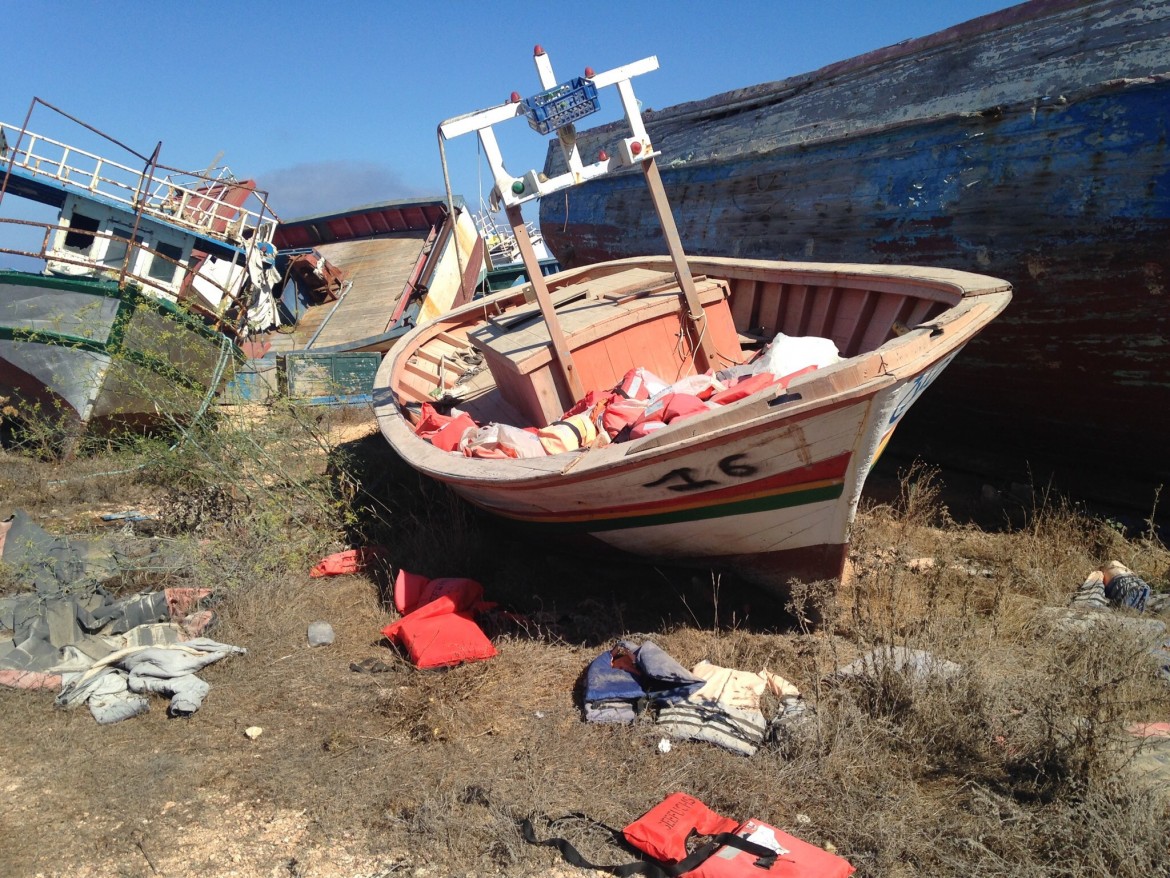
[[438, 46, 717, 414]]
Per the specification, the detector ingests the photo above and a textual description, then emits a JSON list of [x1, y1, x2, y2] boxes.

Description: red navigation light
[[534, 45, 545, 56], [630, 141, 642, 156], [598, 150, 608, 161], [510, 91, 521, 103], [584, 66, 595, 78]]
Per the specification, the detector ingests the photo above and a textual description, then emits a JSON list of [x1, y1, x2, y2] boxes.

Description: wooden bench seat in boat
[[468, 268, 742, 427]]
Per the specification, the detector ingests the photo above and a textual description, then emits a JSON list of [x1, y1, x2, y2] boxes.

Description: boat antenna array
[[437, 46, 717, 407]]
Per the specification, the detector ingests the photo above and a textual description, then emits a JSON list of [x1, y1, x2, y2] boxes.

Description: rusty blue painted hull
[[540, 0, 1170, 507]]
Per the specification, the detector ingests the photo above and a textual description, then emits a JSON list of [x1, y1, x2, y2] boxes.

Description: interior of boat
[[390, 257, 967, 434]]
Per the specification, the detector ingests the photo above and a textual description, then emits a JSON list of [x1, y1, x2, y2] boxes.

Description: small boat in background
[[473, 207, 559, 295], [228, 196, 485, 406], [0, 98, 278, 437], [374, 47, 1010, 595], [538, 0, 1170, 508]]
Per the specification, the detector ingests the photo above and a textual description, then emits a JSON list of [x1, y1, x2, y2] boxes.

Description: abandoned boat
[[538, 0, 1170, 507], [233, 197, 484, 404], [0, 99, 278, 433], [373, 48, 1011, 591]]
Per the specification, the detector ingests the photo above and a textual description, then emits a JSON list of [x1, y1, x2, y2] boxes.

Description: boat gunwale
[[373, 256, 1011, 487]]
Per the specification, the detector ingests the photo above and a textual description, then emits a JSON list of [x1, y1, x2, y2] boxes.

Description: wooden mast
[[504, 201, 584, 405], [641, 155, 717, 373]]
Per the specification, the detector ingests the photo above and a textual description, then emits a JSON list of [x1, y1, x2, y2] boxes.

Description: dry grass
[[1, 414, 1169, 877]]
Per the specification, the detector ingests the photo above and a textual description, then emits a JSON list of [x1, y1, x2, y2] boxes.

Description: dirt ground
[[3, 416, 1169, 878]]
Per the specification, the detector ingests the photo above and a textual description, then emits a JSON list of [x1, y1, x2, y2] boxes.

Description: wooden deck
[[269, 231, 429, 354]]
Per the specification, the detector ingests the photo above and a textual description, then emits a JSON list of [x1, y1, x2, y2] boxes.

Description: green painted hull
[[0, 271, 232, 430]]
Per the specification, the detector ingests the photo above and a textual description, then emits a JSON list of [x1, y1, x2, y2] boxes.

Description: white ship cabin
[[47, 193, 195, 300]]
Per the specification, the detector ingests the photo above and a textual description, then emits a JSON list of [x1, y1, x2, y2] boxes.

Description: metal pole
[[121, 140, 162, 288]]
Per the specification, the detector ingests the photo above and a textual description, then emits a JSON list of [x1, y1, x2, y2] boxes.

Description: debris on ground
[[524, 791, 855, 877], [834, 646, 963, 684], [581, 640, 814, 757], [1072, 560, 1167, 614], [0, 509, 241, 722], [55, 637, 246, 723], [309, 546, 390, 578]]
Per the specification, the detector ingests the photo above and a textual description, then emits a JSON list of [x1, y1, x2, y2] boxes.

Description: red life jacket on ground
[[393, 570, 487, 615], [622, 792, 738, 863], [310, 546, 388, 578], [684, 817, 855, 878], [380, 593, 496, 669]]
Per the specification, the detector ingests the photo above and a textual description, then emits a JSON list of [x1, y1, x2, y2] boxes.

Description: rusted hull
[[541, 0, 1170, 505]]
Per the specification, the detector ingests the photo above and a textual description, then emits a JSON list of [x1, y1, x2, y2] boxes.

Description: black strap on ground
[[519, 817, 779, 876], [520, 817, 667, 877]]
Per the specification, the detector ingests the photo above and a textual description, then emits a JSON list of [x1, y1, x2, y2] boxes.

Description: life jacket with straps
[[520, 792, 855, 878], [622, 793, 738, 863], [538, 409, 602, 455]]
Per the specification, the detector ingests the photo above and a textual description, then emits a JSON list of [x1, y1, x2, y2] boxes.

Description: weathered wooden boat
[[373, 49, 1011, 592], [0, 99, 278, 434], [230, 197, 484, 405], [539, 0, 1170, 508]]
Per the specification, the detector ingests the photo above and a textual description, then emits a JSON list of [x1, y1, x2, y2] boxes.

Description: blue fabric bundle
[[582, 640, 703, 723], [1105, 573, 1152, 612]]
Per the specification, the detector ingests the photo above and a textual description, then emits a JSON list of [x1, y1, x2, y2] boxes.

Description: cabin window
[[101, 225, 140, 268], [147, 241, 184, 283], [63, 212, 101, 253]]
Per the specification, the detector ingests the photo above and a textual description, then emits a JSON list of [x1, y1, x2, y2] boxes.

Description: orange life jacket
[[622, 792, 738, 864], [309, 546, 388, 578], [685, 818, 855, 878], [381, 593, 497, 669]]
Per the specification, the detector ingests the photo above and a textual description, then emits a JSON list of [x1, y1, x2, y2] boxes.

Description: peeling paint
[[541, 0, 1170, 505]]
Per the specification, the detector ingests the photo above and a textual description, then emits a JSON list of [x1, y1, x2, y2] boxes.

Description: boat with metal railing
[[0, 98, 279, 438]]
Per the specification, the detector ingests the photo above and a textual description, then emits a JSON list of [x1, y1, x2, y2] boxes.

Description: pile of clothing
[[0, 511, 241, 724], [1072, 561, 1164, 613], [581, 639, 813, 757]]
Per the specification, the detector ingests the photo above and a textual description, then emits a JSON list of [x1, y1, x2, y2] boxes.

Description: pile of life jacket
[[380, 570, 497, 669], [582, 640, 813, 757], [414, 332, 840, 459], [522, 791, 855, 877]]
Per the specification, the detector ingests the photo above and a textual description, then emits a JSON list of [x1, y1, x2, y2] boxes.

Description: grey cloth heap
[[0, 511, 243, 723]]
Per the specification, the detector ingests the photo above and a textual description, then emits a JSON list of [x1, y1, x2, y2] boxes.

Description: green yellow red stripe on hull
[[476, 452, 851, 532]]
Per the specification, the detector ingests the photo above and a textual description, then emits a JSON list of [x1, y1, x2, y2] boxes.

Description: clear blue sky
[[2, 0, 1021, 227]]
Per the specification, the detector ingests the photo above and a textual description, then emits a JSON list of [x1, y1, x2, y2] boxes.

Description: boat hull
[[0, 272, 230, 432], [376, 256, 1008, 595], [540, 0, 1170, 506], [440, 379, 929, 590]]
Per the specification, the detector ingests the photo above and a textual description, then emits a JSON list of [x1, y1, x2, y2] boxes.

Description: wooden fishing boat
[[0, 99, 278, 435], [373, 48, 1010, 593], [537, 0, 1170, 508]]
